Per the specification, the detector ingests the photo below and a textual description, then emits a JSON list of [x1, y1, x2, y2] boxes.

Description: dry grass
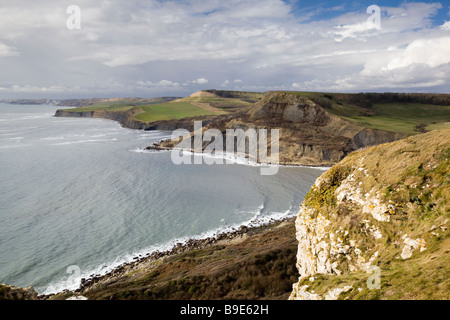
[[77, 221, 300, 300], [299, 128, 450, 300]]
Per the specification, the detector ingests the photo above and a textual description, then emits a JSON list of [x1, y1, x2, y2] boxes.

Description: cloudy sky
[[0, 0, 449, 98]]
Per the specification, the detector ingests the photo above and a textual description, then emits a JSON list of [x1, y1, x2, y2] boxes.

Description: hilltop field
[[55, 90, 263, 123]]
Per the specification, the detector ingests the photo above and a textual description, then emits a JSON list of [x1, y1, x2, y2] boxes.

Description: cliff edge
[[290, 128, 450, 300], [157, 91, 407, 166]]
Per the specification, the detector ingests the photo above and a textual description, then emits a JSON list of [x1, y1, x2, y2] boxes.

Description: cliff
[[290, 128, 450, 300], [156, 91, 407, 166], [55, 109, 147, 129], [31, 219, 299, 300], [54, 109, 218, 131]]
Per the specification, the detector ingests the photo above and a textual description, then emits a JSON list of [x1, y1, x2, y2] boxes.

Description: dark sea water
[[0, 103, 324, 294]]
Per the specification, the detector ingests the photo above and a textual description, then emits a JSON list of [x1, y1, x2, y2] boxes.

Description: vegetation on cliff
[[266, 91, 450, 134], [290, 128, 450, 300], [54, 90, 449, 166], [47, 220, 299, 300], [55, 91, 261, 125]]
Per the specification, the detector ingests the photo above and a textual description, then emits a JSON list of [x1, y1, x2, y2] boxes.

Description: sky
[[0, 0, 449, 99]]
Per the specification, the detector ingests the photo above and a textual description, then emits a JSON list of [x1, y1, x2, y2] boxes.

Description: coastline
[[38, 108, 332, 299], [0, 107, 329, 299], [54, 108, 339, 168], [42, 216, 298, 300], [143, 145, 332, 171]]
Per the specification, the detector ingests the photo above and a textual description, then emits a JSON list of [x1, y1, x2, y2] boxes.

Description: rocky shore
[[40, 216, 296, 300]]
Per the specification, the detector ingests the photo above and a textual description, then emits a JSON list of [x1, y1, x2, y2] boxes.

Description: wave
[[2, 114, 54, 121], [51, 138, 119, 146], [0, 144, 33, 149], [37, 203, 299, 295], [137, 148, 330, 171], [40, 136, 65, 141], [130, 147, 171, 154]]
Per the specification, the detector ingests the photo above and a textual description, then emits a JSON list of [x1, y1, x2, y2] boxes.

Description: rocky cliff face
[[54, 109, 216, 132], [55, 109, 147, 129], [290, 128, 450, 300], [183, 91, 407, 166], [56, 91, 407, 166]]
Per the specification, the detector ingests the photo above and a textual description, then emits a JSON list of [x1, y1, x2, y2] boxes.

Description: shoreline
[[41, 215, 297, 299], [54, 108, 337, 169], [39, 110, 331, 298], [35, 144, 329, 297], [143, 145, 333, 171]]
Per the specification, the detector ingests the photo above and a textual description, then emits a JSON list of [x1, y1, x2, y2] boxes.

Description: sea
[[0, 103, 325, 295]]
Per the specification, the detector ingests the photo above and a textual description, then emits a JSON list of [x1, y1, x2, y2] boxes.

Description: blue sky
[[0, 0, 449, 98], [289, 0, 448, 24]]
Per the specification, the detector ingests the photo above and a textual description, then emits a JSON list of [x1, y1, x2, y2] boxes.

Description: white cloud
[[192, 78, 209, 84], [0, 0, 449, 97], [383, 37, 450, 70], [137, 80, 180, 88], [0, 42, 18, 57], [0, 84, 86, 93], [442, 21, 450, 30]]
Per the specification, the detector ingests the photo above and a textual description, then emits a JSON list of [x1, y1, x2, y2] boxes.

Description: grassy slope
[[133, 102, 218, 122], [58, 91, 450, 135], [276, 91, 450, 135], [341, 103, 450, 135], [59, 91, 263, 123], [51, 220, 299, 300], [172, 90, 265, 113], [297, 128, 450, 299]]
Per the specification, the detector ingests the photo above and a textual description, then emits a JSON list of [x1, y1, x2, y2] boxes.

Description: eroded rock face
[[291, 284, 353, 300], [289, 162, 396, 300], [250, 93, 331, 126], [401, 237, 426, 260], [292, 203, 379, 285], [290, 128, 450, 300]]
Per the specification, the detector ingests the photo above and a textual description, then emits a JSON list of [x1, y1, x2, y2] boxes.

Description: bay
[[0, 103, 324, 294]]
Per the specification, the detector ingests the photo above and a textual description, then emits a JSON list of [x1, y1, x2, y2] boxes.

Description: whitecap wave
[[166, 149, 330, 171], [38, 203, 299, 295]]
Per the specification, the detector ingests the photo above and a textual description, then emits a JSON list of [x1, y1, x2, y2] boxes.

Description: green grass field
[[276, 91, 450, 135], [341, 103, 450, 135], [61, 98, 220, 123], [60, 91, 450, 134], [133, 102, 218, 122]]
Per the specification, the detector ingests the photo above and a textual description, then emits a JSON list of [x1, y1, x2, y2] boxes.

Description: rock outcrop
[[0, 284, 38, 300], [157, 91, 406, 166], [55, 91, 409, 166], [290, 128, 450, 300]]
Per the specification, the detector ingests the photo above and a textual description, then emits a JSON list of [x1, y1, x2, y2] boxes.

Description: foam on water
[[38, 201, 298, 295], [0, 103, 324, 295]]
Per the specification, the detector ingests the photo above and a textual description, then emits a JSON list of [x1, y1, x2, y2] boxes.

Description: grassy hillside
[[290, 128, 450, 300], [63, 97, 178, 112], [276, 91, 450, 135], [133, 102, 218, 122], [48, 220, 299, 300], [57, 91, 450, 135], [58, 91, 263, 124]]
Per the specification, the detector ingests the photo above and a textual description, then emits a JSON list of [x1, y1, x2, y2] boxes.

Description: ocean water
[[0, 103, 324, 295]]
